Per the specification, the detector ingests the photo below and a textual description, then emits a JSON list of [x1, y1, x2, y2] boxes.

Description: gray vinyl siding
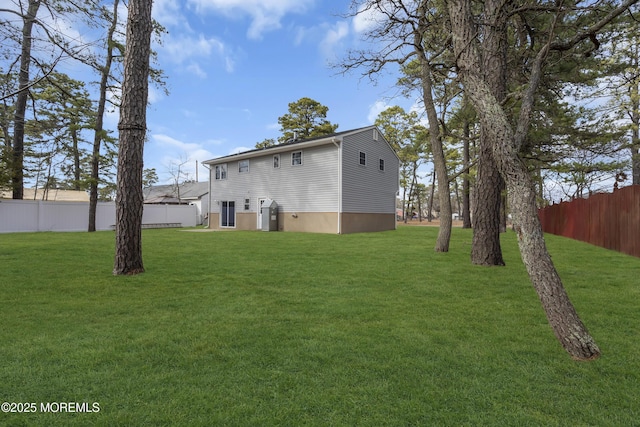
[[209, 144, 339, 214], [341, 129, 399, 213]]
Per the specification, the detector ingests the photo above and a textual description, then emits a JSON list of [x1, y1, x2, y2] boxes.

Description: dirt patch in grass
[[397, 219, 465, 227]]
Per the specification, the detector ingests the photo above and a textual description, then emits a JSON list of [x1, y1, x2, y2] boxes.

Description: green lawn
[[0, 226, 638, 426]]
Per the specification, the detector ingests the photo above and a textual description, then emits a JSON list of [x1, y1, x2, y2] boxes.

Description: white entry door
[[257, 198, 266, 229]]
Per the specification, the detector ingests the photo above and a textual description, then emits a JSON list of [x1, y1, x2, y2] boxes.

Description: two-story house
[[202, 126, 399, 234]]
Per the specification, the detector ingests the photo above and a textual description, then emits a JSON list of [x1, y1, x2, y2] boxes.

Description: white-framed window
[[379, 158, 385, 171], [373, 128, 379, 141], [273, 154, 280, 169], [244, 198, 250, 210], [238, 159, 249, 173], [359, 151, 366, 166], [291, 151, 303, 166], [215, 164, 227, 180]]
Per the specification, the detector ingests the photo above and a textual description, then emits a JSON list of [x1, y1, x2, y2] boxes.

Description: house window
[[273, 154, 280, 169], [244, 198, 250, 210], [238, 160, 249, 173], [359, 151, 366, 166], [292, 151, 303, 166], [215, 164, 227, 180], [373, 128, 379, 141], [221, 201, 235, 227], [379, 158, 385, 171]]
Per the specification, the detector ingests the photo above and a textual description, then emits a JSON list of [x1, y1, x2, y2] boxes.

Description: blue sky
[[3, 0, 627, 198], [136, 0, 414, 184], [0, 0, 416, 188]]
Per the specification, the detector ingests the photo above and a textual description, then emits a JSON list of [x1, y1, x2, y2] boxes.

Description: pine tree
[[113, 0, 153, 276], [277, 97, 338, 143]]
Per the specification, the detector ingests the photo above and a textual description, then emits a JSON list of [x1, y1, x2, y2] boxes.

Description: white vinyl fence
[[0, 200, 198, 233]]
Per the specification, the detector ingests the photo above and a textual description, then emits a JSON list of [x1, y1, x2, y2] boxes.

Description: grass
[[0, 225, 638, 426]]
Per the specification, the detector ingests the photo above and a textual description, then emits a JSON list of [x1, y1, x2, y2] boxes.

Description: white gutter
[[202, 163, 212, 228], [332, 137, 341, 234]]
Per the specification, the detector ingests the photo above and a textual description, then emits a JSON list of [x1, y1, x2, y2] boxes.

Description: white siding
[[209, 144, 339, 214], [341, 129, 399, 213]]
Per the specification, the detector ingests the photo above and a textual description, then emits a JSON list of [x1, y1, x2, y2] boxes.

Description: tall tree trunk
[[417, 185, 423, 221], [71, 127, 81, 190], [471, 0, 506, 265], [428, 168, 435, 221], [89, 0, 120, 232], [406, 172, 416, 222], [462, 115, 472, 229], [472, 130, 505, 265], [402, 184, 408, 222], [453, 179, 461, 218], [413, 161, 422, 221], [416, 0, 452, 251], [11, 0, 41, 199], [113, 0, 153, 275], [448, 0, 600, 360]]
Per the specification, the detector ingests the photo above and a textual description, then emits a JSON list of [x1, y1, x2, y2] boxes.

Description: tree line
[[0, 0, 162, 228], [334, 0, 639, 360]]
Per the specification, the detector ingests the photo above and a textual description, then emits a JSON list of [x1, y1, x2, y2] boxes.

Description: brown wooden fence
[[538, 185, 640, 258]]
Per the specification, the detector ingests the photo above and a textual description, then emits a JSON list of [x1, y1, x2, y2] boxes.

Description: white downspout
[[203, 163, 212, 228], [332, 137, 341, 234]]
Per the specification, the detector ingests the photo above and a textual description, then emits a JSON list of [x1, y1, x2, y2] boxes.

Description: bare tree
[[113, 0, 153, 276], [167, 156, 190, 202], [89, 0, 122, 232], [8, 0, 41, 199], [414, 0, 453, 251], [340, 0, 454, 251], [2, 0, 105, 199]]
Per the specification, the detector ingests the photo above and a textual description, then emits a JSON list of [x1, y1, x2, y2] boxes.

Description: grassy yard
[[0, 226, 638, 426]]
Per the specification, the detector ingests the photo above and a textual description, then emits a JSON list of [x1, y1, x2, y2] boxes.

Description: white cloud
[[223, 57, 236, 73], [153, 134, 214, 164], [155, 134, 198, 150], [368, 100, 391, 123], [153, 0, 188, 28], [293, 19, 353, 61], [148, 86, 162, 104], [186, 63, 208, 78], [162, 33, 226, 63], [293, 26, 308, 46], [352, 3, 385, 34], [159, 32, 236, 74], [320, 21, 350, 59], [186, 0, 314, 39], [152, 134, 217, 182]]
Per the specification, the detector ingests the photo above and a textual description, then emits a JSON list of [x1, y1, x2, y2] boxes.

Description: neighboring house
[[202, 126, 400, 234], [0, 188, 89, 202], [144, 181, 210, 225]]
